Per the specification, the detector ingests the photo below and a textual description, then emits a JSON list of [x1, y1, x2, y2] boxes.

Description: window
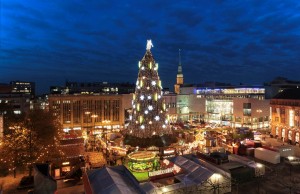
[[243, 103, 251, 109], [243, 109, 251, 116], [235, 117, 242, 122], [243, 103, 251, 116]]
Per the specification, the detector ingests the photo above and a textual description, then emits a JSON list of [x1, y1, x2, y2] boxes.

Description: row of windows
[[50, 99, 121, 124]]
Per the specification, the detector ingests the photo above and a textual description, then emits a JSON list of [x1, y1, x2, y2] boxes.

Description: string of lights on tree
[[127, 40, 171, 138], [0, 125, 66, 172]]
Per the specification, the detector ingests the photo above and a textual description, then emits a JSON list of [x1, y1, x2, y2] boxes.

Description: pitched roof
[[86, 165, 143, 194], [273, 89, 300, 100], [168, 156, 214, 185]]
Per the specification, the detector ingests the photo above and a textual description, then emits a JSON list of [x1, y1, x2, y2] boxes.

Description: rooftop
[[273, 89, 300, 100]]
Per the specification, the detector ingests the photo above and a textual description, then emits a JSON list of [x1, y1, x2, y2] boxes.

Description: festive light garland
[[126, 41, 171, 138]]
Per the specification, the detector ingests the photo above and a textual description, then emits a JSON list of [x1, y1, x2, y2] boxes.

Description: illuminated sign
[[149, 167, 174, 177], [196, 88, 265, 95]]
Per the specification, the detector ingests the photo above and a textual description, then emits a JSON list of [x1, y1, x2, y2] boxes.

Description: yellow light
[[133, 94, 136, 100], [288, 156, 295, 161], [140, 80, 143, 87], [138, 61, 141, 68], [137, 104, 140, 111], [149, 62, 152, 69], [62, 162, 70, 165], [139, 116, 143, 123], [154, 93, 158, 101]]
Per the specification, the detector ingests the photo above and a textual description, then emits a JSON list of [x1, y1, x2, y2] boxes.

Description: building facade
[[10, 81, 35, 97], [0, 94, 31, 115], [50, 81, 135, 95], [176, 85, 270, 128], [232, 98, 270, 128], [270, 89, 300, 144], [49, 94, 127, 134]]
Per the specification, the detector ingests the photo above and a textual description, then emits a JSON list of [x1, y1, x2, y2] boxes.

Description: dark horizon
[[2, 1, 300, 94]]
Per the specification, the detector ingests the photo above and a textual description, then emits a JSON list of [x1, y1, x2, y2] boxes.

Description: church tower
[[174, 49, 184, 94]]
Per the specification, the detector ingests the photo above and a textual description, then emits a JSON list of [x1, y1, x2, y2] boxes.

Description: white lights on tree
[[133, 104, 136, 109], [129, 116, 132, 120], [152, 131, 156, 135], [165, 119, 168, 124], [127, 40, 171, 139]]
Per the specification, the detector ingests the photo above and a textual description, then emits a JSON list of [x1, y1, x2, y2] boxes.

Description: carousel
[[127, 151, 158, 172]]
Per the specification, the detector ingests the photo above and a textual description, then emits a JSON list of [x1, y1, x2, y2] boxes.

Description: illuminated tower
[[126, 40, 171, 139], [174, 49, 184, 94]]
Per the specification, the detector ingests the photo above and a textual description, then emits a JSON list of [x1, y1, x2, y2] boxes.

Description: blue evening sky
[[1, 0, 300, 94]]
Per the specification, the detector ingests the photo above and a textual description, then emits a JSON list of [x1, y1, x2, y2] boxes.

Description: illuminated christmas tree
[[126, 40, 172, 142]]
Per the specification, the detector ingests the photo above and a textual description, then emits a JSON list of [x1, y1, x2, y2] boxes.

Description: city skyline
[[1, 0, 300, 94]]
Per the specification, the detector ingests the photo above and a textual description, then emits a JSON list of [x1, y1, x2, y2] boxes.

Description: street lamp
[[91, 114, 98, 135], [84, 111, 91, 134], [256, 163, 264, 193], [287, 156, 295, 180], [91, 114, 98, 151], [211, 173, 221, 194], [102, 120, 111, 161]]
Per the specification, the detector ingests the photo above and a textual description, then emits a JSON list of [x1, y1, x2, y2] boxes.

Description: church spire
[[174, 49, 184, 94], [178, 49, 182, 74]]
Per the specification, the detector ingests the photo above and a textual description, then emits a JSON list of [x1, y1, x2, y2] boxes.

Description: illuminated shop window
[[289, 109, 294, 127]]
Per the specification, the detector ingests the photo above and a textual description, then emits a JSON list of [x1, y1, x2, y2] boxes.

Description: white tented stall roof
[[168, 156, 214, 185], [87, 165, 143, 194]]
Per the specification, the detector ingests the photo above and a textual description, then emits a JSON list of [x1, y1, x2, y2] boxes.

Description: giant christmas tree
[[125, 40, 174, 147]]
